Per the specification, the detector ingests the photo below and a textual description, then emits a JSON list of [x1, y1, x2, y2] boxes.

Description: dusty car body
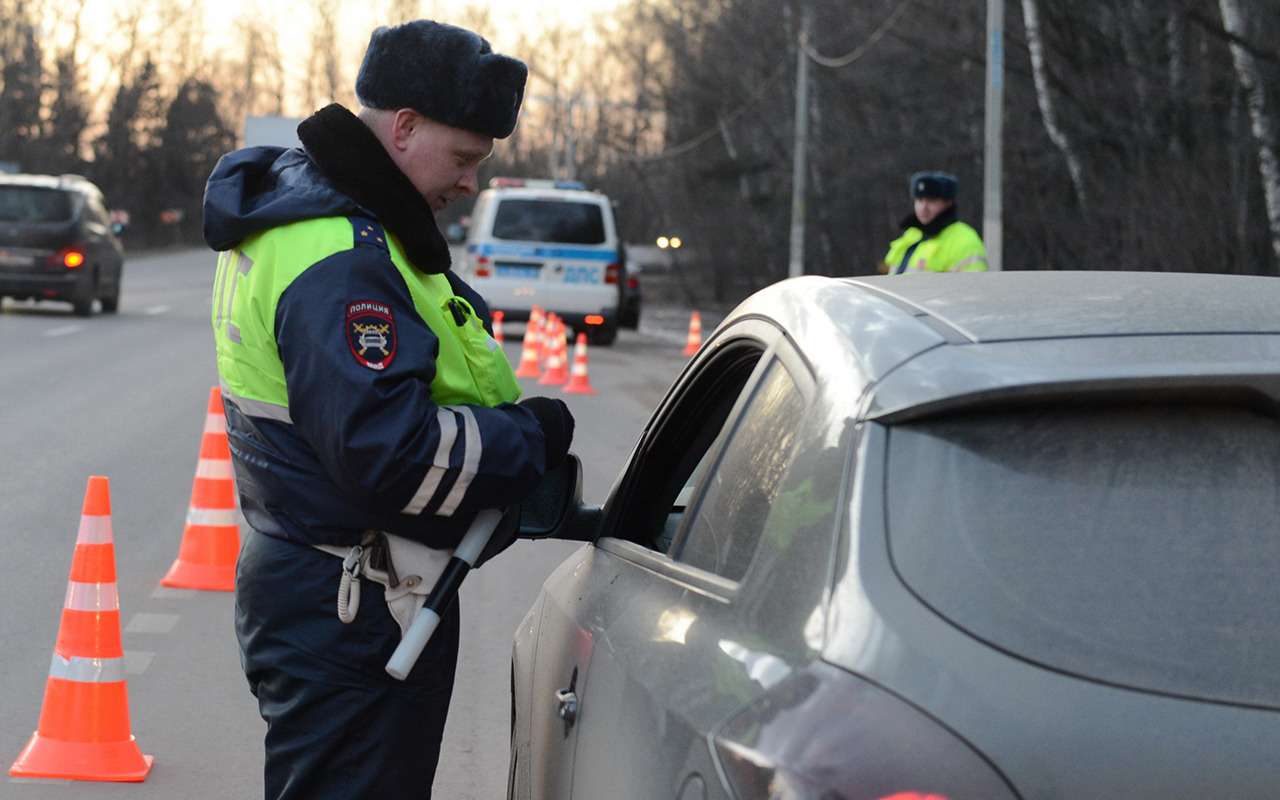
[[511, 272, 1280, 800]]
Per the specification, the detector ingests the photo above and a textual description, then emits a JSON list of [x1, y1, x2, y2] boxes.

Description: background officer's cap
[[356, 20, 528, 139], [910, 171, 958, 200]]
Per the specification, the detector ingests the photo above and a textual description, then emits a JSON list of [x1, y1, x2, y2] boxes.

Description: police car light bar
[[488, 177, 588, 191]]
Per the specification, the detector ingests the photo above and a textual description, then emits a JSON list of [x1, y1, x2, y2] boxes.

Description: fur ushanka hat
[[356, 20, 527, 139]]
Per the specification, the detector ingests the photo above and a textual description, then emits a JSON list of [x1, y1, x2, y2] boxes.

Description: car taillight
[[604, 263, 620, 284], [584, 314, 604, 326], [712, 664, 1017, 800], [475, 256, 491, 278], [626, 276, 639, 289], [54, 248, 85, 269]]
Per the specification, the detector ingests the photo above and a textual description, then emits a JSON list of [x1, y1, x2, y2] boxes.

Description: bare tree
[[1219, 0, 1280, 271], [1022, 0, 1087, 207]]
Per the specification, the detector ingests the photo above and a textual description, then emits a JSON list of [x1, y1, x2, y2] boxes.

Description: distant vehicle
[[510, 272, 1280, 799], [617, 250, 641, 330], [243, 115, 303, 149], [465, 178, 622, 345], [0, 174, 125, 316]]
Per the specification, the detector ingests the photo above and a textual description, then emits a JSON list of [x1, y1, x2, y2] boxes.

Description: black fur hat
[[910, 171, 958, 200], [356, 20, 527, 139]]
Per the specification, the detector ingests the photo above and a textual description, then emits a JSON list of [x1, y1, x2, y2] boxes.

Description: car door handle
[[555, 688, 578, 725]]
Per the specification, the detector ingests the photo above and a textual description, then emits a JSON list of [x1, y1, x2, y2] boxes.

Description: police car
[[464, 178, 622, 345]]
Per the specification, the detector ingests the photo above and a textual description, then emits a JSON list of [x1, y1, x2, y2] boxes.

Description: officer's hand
[[519, 396, 575, 469], [476, 505, 520, 568]]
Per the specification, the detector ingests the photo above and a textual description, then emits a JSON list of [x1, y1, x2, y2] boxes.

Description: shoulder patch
[[346, 300, 397, 371]]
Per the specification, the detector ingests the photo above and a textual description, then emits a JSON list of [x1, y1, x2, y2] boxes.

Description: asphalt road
[[0, 246, 692, 798]]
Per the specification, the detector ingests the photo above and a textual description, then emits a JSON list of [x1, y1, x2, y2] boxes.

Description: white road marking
[[144, 304, 169, 315], [124, 650, 155, 675], [125, 613, 180, 634], [151, 586, 196, 599], [44, 325, 82, 338]]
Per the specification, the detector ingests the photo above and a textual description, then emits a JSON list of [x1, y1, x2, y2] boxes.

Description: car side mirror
[[518, 453, 603, 542]]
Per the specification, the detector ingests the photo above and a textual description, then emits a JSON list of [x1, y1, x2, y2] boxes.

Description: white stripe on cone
[[205, 413, 227, 433], [64, 580, 120, 612], [195, 458, 235, 479], [76, 514, 114, 545], [48, 653, 126, 683], [186, 507, 239, 527]]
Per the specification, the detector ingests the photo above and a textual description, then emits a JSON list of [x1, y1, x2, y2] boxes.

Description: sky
[[71, 0, 630, 117]]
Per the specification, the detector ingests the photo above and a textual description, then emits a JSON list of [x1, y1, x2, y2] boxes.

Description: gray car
[[511, 271, 1280, 800]]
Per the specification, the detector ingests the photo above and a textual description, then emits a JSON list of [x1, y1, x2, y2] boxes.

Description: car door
[[564, 328, 826, 799], [517, 320, 775, 799]]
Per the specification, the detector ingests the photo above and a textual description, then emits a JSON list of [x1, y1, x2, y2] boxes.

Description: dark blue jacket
[[203, 146, 546, 550]]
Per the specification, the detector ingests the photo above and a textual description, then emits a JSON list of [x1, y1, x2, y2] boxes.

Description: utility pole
[[788, 5, 812, 279], [983, 0, 1005, 270]]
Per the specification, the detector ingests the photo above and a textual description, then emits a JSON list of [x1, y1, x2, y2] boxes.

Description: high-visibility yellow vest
[[885, 220, 988, 274], [211, 216, 519, 416]]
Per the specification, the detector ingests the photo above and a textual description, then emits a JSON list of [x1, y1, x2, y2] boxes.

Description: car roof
[[482, 186, 607, 203], [846, 271, 1280, 341], [722, 272, 1280, 421], [0, 173, 96, 194]]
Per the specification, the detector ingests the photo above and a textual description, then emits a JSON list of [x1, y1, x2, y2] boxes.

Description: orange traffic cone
[[539, 323, 569, 385], [538, 313, 557, 370], [492, 309, 505, 345], [682, 311, 703, 356], [563, 333, 597, 395], [9, 476, 154, 782], [514, 318, 542, 378], [161, 387, 239, 591], [529, 307, 545, 361]]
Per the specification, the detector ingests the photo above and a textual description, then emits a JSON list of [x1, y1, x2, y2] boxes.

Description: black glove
[[519, 396, 575, 469]]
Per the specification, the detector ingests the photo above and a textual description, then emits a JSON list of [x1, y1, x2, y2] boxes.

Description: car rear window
[[0, 187, 74, 222], [886, 403, 1280, 709], [492, 199, 605, 244]]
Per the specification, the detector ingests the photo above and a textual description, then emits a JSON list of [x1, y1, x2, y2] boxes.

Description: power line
[[618, 0, 914, 164], [801, 0, 914, 69]]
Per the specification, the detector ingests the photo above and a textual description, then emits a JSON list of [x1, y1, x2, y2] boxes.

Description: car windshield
[[886, 403, 1280, 709], [0, 186, 74, 223], [492, 199, 605, 244]]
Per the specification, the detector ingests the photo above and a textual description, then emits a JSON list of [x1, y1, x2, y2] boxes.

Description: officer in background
[[201, 20, 573, 799], [881, 171, 988, 274]]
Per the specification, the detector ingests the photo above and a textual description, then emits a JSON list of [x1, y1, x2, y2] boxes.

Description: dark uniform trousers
[[236, 527, 461, 799]]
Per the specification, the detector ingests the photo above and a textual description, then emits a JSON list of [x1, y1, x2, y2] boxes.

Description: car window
[[887, 403, 1280, 709], [674, 359, 807, 582], [607, 336, 771, 553], [492, 199, 605, 244], [0, 187, 74, 222]]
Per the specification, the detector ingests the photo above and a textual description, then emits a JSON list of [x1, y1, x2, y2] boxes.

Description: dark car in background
[[510, 272, 1280, 799], [0, 174, 125, 316]]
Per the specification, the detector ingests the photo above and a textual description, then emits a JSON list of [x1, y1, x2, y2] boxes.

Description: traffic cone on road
[[682, 311, 703, 356], [563, 333, 598, 396], [529, 307, 545, 361], [161, 387, 239, 591], [492, 309, 505, 345], [514, 318, 542, 378], [9, 476, 154, 782], [539, 324, 569, 385]]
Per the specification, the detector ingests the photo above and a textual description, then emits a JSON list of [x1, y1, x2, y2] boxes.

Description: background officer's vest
[[885, 221, 988, 274]]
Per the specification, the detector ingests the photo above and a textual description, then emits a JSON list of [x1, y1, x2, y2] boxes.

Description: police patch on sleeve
[[346, 301, 397, 371]]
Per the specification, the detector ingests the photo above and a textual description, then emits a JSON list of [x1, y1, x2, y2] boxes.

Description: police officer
[[201, 20, 573, 799], [881, 171, 988, 274]]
